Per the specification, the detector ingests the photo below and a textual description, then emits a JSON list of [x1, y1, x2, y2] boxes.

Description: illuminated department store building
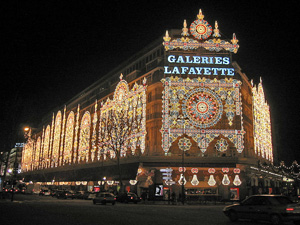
[[21, 10, 277, 201]]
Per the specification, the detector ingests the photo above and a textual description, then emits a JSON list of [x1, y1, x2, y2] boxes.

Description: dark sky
[[2, 1, 300, 164]]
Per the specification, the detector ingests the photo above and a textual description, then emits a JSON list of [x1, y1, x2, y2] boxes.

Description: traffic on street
[[0, 193, 296, 225]]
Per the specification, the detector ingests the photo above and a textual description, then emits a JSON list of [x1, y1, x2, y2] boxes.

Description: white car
[[93, 192, 116, 205]]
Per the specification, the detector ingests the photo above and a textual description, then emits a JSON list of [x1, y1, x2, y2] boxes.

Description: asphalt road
[[0, 194, 292, 225]]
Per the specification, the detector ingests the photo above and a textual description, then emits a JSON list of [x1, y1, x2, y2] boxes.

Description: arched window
[[52, 111, 62, 167], [64, 111, 75, 165], [35, 137, 41, 169], [42, 125, 51, 168], [78, 111, 91, 162]]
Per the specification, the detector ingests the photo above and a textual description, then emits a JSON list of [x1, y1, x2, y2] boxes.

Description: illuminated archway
[[78, 111, 91, 162], [64, 111, 75, 165]]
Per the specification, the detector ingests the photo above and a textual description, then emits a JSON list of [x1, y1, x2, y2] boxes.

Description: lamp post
[[177, 116, 191, 205]]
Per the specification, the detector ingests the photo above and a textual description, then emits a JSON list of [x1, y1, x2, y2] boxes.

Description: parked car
[[87, 192, 96, 200], [223, 195, 300, 225], [50, 189, 58, 197], [74, 191, 85, 199], [93, 192, 116, 205], [39, 189, 50, 196], [117, 192, 141, 204], [83, 191, 92, 200], [56, 190, 75, 199]]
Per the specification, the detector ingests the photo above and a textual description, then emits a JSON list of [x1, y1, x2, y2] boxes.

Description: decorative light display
[[222, 168, 230, 185], [49, 114, 55, 167], [73, 105, 80, 163], [59, 107, 66, 166], [78, 111, 91, 162], [233, 168, 242, 186], [207, 168, 216, 186], [215, 138, 228, 152], [98, 75, 147, 159], [191, 168, 198, 173], [178, 174, 187, 185], [161, 76, 244, 154], [252, 79, 273, 162], [64, 111, 75, 165], [208, 175, 216, 186], [189, 9, 212, 40], [21, 77, 147, 171], [129, 180, 138, 185], [178, 137, 192, 151], [163, 9, 239, 53], [52, 111, 62, 167], [183, 88, 223, 128], [42, 125, 51, 168], [91, 100, 98, 162], [35, 137, 41, 169], [191, 174, 199, 186]]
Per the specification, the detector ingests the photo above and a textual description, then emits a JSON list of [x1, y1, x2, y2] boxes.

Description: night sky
[[2, 1, 299, 164]]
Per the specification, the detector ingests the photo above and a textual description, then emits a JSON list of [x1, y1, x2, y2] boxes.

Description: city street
[[0, 194, 289, 225]]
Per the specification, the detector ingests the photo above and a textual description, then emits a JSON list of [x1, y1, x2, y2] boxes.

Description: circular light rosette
[[190, 19, 212, 40], [182, 88, 223, 128]]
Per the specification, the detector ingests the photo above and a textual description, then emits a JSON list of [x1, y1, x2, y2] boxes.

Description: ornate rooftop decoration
[[163, 9, 239, 53]]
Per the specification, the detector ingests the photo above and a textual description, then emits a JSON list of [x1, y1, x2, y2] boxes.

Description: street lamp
[[177, 116, 191, 205]]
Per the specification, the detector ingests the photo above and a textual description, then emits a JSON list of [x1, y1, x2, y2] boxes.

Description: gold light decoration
[[98, 76, 147, 159], [42, 125, 51, 168], [35, 137, 41, 169], [78, 111, 91, 162], [161, 76, 244, 154], [252, 79, 273, 162], [52, 111, 62, 167], [63, 111, 75, 165], [163, 9, 239, 53]]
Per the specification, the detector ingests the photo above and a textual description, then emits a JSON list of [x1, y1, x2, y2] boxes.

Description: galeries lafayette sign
[[164, 55, 235, 76]]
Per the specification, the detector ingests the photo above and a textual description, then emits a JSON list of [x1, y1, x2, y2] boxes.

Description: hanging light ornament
[[208, 175, 216, 186], [222, 168, 230, 185], [233, 168, 242, 186], [129, 180, 138, 185], [191, 175, 199, 186], [233, 175, 242, 186], [208, 168, 216, 186], [178, 174, 187, 185]]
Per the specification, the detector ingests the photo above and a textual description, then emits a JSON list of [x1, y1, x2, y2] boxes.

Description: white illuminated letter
[[173, 67, 180, 74], [227, 68, 235, 76], [181, 67, 189, 74], [185, 56, 193, 63], [214, 57, 223, 64], [193, 56, 201, 64], [223, 57, 230, 65], [168, 55, 176, 63], [177, 56, 185, 63], [188, 67, 197, 75], [164, 66, 172, 74], [203, 67, 211, 75]]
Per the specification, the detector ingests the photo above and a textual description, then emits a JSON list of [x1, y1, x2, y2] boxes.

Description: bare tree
[[98, 78, 146, 192]]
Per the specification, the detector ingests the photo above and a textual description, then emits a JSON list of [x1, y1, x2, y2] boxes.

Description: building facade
[[21, 10, 280, 201]]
